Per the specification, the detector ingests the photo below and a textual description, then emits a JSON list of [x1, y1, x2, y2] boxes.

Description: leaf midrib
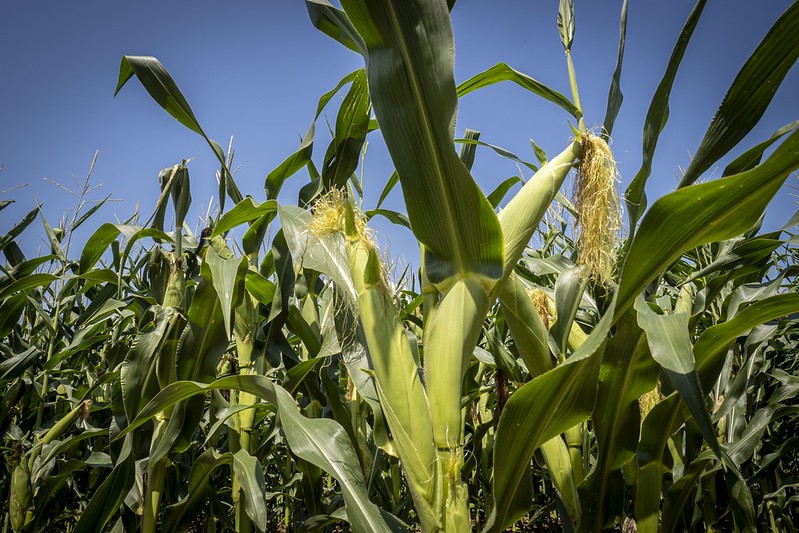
[[383, 0, 465, 273]]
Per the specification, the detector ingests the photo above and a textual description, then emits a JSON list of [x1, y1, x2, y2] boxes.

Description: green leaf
[[79, 223, 171, 275], [265, 70, 361, 199], [457, 62, 579, 118], [580, 309, 655, 530], [163, 449, 234, 531], [274, 385, 405, 532], [211, 198, 278, 237], [551, 266, 586, 358], [232, 448, 269, 532], [342, 0, 503, 282], [73, 435, 135, 533], [0, 206, 38, 253], [456, 137, 539, 172], [680, 236, 783, 284], [695, 292, 799, 391], [679, 2, 799, 187], [364, 209, 411, 230], [72, 194, 112, 232], [39, 210, 66, 263], [486, 176, 521, 209], [117, 376, 278, 439], [244, 270, 276, 307], [375, 170, 399, 210], [120, 307, 185, 420], [496, 273, 552, 378], [0, 273, 56, 301], [458, 128, 481, 171], [306, 0, 366, 54], [617, 127, 799, 316], [624, 0, 707, 232], [322, 68, 371, 193], [634, 296, 721, 459], [176, 265, 228, 382], [487, 295, 614, 531], [602, 0, 628, 139], [204, 246, 247, 339], [0, 347, 42, 383], [115, 56, 243, 205], [723, 119, 799, 176]]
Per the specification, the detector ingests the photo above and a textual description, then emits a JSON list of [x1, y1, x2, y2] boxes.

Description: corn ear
[[312, 194, 438, 523], [425, 276, 490, 449], [498, 140, 581, 280], [10, 458, 32, 532]]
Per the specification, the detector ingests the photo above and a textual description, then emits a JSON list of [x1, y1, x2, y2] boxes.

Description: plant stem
[[565, 50, 586, 134], [143, 418, 170, 533]]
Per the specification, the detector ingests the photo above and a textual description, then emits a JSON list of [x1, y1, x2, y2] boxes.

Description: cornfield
[[2, 0, 799, 531]]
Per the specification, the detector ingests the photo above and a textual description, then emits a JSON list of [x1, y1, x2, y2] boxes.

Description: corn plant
[[2, 0, 799, 531]]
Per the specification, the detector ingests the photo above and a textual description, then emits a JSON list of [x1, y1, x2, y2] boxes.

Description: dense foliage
[[2, 0, 798, 531]]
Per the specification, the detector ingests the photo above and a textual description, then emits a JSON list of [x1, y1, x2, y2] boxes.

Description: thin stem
[[566, 50, 586, 134], [142, 456, 168, 533]]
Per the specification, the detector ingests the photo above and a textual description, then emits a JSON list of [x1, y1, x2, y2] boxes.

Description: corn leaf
[[695, 292, 799, 391], [635, 296, 721, 460], [306, 0, 366, 54], [231, 449, 269, 532], [580, 309, 656, 530], [457, 62, 579, 119], [115, 56, 243, 206], [274, 385, 407, 532], [679, 2, 799, 187], [73, 435, 135, 533], [602, 0, 628, 139], [624, 0, 707, 231], [341, 0, 503, 282], [487, 296, 614, 531], [163, 449, 234, 531], [265, 70, 361, 199], [322, 68, 371, 192], [204, 246, 247, 339], [496, 273, 551, 378], [617, 127, 799, 316], [723, 119, 799, 176], [211, 198, 278, 237]]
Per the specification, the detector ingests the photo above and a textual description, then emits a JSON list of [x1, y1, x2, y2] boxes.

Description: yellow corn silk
[[573, 133, 622, 286]]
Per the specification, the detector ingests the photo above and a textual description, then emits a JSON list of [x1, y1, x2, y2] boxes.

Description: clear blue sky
[[1, 1, 797, 266]]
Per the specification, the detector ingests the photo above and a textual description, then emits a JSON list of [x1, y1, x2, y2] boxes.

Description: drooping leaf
[[457, 62, 579, 119], [115, 55, 243, 206], [232, 448, 269, 532], [306, 0, 366, 54], [275, 385, 406, 532]]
